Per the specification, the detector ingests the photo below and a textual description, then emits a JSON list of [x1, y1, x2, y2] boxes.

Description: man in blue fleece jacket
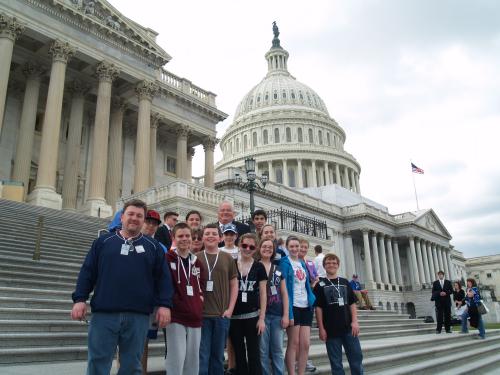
[[71, 199, 173, 375]]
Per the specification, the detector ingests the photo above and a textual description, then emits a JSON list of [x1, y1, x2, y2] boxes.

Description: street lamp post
[[234, 157, 268, 217]]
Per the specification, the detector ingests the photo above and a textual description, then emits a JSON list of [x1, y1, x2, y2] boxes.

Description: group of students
[[72, 199, 364, 375], [453, 279, 487, 339]]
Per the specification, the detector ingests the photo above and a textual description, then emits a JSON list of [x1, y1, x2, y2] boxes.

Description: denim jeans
[[326, 333, 364, 375], [87, 312, 149, 375], [199, 317, 230, 375], [260, 315, 284, 375], [461, 311, 486, 338]]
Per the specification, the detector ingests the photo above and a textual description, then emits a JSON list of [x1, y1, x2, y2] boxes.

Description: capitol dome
[[217, 24, 361, 193]]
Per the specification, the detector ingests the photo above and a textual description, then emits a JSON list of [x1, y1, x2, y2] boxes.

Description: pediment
[[55, 0, 171, 66], [414, 209, 451, 239]]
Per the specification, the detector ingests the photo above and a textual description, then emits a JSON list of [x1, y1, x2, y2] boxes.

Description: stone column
[[149, 114, 160, 187], [350, 169, 356, 192], [426, 241, 436, 280], [335, 163, 341, 186], [386, 236, 396, 285], [267, 160, 273, 182], [408, 236, 421, 285], [83, 62, 119, 217], [175, 126, 189, 181], [432, 243, 440, 276], [61, 80, 89, 210], [282, 159, 288, 186], [325, 162, 331, 185], [311, 160, 317, 187], [105, 98, 126, 210], [378, 233, 389, 284], [203, 137, 217, 187], [446, 248, 454, 280], [436, 245, 444, 272], [442, 247, 450, 278], [344, 166, 351, 190], [355, 173, 361, 194], [297, 159, 303, 188], [361, 229, 374, 286], [415, 238, 425, 284], [371, 232, 382, 283], [343, 231, 356, 279], [12, 63, 44, 197], [187, 147, 195, 182], [0, 14, 24, 135], [420, 239, 431, 283], [393, 239, 403, 285], [134, 80, 158, 193], [28, 40, 74, 209]]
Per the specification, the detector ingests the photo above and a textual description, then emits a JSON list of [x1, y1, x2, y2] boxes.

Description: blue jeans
[[461, 311, 486, 338], [260, 315, 284, 375], [87, 312, 149, 375], [326, 333, 364, 375], [199, 317, 230, 375]]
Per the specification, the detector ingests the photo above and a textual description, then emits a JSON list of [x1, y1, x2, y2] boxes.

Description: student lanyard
[[267, 264, 277, 286], [176, 251, 192, 286], [204, 250, 219, 281], [325, 277, 341, 295], [238, 260, 253, 291]]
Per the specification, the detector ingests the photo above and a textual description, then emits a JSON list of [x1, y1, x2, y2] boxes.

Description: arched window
[[288, 168, 296, 187], [327, 132, 331, 146], [236, 138, 240, 152], [252, 132, 257, 147], [303, 169, 308, 187], [273, 91, 278, 100], [276, 168, 283, 184], [298, 128, 303, 142], [243, 134, 248, 151], [318, 130, 323, 145], [263, 129, 268, 145], [274, 128, 280, 143], [308, 128, 313, 143], [229, 141, 233, 154], [286, 127, 292, 142]]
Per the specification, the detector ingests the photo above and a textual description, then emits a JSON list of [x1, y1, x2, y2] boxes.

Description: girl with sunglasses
[[229, 233, 268, 375]]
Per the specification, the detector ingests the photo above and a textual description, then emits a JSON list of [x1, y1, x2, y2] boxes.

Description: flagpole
[[411, 160, 420, 210]]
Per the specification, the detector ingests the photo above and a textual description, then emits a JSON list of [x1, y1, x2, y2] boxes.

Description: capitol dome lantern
[[216, 23, 361, 193]]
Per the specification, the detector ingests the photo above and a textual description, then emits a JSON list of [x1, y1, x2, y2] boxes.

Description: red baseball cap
[[146, 210, 161, 224]]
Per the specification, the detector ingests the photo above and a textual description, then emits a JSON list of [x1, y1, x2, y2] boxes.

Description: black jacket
[[215, 220, 251, 247], [155, 225, 172, 251], [431, 279, 453, 306]]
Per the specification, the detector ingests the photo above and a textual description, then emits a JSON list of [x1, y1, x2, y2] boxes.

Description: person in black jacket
[[154, 211, 178, 251], [431, 270, 453, 333], [453, 281, 465, 308], [214, 201, 250, 247]]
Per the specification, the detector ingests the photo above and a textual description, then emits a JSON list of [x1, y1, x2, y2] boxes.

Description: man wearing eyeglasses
[[71, 199, 173, 375], [215, 201, 250, 247], [155, 211, 179, 250]]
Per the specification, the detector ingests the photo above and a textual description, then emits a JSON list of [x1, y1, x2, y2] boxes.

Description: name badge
[[206, 280, 214, 292], [275, 254, 281, 260], [186, 285, 194, 296], [270, 285, 278, 295], [135, 245, 145, 253], [319, 281, 325, 287], [170, 262, 177, 270], [120, 244, 129, 255], [338, 297, 345, 306], [241, 292, 248, 303], [275, 270, 281, 276]]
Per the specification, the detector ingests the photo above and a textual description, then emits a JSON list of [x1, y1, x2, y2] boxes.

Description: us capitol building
[[0, 0, 470, 316]]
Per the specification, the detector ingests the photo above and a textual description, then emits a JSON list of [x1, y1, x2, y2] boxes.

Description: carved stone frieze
[[49, 40, 75, 63], [22, 62, 45, 80], [202, 136, 218, 151], [95, 61, 119, 82], [0, 13, 24, 41], [135, 80, 159, 101], [68, 79, 90, 97], [188, 147, 195, 159], [175, 124, 190, 138]]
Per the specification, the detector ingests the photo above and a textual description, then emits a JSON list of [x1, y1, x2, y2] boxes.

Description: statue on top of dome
[[272, 21, 281, 48]]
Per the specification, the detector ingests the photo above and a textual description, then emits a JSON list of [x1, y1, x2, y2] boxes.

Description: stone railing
[[160, 69, 216, 106]]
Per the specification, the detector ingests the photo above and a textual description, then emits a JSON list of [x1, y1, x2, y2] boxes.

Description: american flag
[[411, 163, 424, 174]]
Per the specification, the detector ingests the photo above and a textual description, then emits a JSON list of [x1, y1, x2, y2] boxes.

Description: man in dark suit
[[431, 270, 453, 333], [215, 201, 250, 247], [154, 211, 178, 251]]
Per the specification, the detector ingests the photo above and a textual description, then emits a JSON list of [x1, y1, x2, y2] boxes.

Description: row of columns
[[3, 34, 217, 215], [262, 158, 360, 192], [344, 230, 453, 288]]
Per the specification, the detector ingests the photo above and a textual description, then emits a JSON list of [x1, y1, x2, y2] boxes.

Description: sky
[[112, 0, 500, 258]]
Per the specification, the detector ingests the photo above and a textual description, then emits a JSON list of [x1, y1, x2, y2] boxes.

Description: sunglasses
[[241, 244, 256, 251]]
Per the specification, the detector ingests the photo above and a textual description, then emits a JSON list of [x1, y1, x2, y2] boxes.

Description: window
[[327, 132, 331, 146], [291, 91, 296, 99], [282, 91, 286, 99], [243, 134, 248, 151], [303, 169, 308, 187], [308, 128, 313, 143], [265, 93, 269, 101], [274, 128, 280, 143], [288, 169, 295, 187], [275, 168, 283, 184], [229, 142, 233, 154], [318, 130, 323, 145], [236, 138, 240, 152], [286, 127, 291, 142], [273, 91, 278, 100], [298, 128, 303, 142], [165, 155, 176, 174], [487, 273, 492, 278], [252, 132, 257, 147], [263, 129, 268, 145]]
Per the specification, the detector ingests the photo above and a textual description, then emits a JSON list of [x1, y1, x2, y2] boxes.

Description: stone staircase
[[1, 198, 500, 374]]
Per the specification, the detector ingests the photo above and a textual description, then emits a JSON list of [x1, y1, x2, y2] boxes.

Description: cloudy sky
[[113, 0, 499, 258]]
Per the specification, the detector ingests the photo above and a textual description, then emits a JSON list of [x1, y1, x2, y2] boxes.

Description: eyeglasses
[[241, 244, 256, 251], [324, 261, 339, 265]]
